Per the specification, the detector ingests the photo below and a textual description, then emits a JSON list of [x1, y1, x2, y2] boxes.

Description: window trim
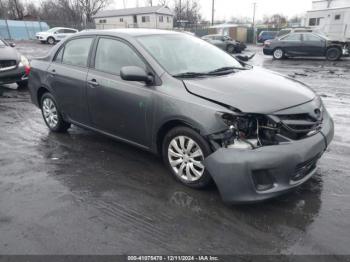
[[91, 36, 152, 77], [52, 36, 96, 69]]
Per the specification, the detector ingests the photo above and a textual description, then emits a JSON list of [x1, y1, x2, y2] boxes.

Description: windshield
[[137, 34, 244, 76]]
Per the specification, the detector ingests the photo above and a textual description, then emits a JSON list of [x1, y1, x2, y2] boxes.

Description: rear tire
[[326, 47, 342, 61], [40, 92, 70, 132], [162, 126, 213, 189], [273, 48, 285, 60]]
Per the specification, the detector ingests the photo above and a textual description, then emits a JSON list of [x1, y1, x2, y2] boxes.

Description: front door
[[87, 37, 154, 147]]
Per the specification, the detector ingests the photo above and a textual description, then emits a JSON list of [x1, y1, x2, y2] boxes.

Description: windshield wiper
[[208, 66, 246, 74], [173, 72, 208, 78]]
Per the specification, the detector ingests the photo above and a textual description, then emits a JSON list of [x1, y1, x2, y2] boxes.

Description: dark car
[[202, 34, 246, 53], [0, 39, 30, 88], [263, 32, 349, 60], [28, 29, 334, 204], [257, 31, 277, 43]]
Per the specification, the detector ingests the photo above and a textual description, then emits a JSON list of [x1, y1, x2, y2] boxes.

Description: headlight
[[217, 112, 256, 138], [19, 55, 30, 67]]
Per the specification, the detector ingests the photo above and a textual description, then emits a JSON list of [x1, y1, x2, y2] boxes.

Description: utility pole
[[211, 0, 215, 25], [252, 2, 257, 44]]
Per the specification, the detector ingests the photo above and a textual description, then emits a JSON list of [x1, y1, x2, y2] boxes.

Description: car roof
[[76, 28, 182, 37], [51, 27, 77, 30]]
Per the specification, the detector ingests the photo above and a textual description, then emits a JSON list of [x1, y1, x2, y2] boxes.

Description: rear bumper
[[204, 110, 334, 204], [0, 66, 27, 85]]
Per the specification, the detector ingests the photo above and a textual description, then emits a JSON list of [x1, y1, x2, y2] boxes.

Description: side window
[[282, 34, 302, 41], [94, 38, 146, 75], [54, 47, 64, 63], [65, 29, 76, 33], [62, 38, 93, 67], [335, 14, 341, 20], [303, 34, 321, 42]]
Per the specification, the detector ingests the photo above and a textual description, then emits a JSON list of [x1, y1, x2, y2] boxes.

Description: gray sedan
[[28, 29, 334, 203]]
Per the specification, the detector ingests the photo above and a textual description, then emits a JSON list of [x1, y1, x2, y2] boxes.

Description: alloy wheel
[[274, 49, 283, 59], [42, 97, 58, 129], [168, 136, 205, 182]]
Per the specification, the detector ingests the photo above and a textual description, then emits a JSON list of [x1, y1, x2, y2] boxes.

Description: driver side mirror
[[120, 66, 154, 84]]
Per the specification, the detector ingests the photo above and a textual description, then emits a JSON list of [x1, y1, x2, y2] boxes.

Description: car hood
[[0, 46, 20, 61], [183, 67, 316, 114]]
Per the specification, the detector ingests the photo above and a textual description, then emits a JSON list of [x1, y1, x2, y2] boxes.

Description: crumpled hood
[[183, 67, 316, 113], [0, 46, 20, 61]]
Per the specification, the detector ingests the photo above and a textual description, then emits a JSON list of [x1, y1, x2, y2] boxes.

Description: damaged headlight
[[210, 112, 280, 150]]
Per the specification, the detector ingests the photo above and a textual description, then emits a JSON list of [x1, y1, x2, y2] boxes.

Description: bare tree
[[263, 14, 287, 28], [78, 0, 111, 22], [174, 0, 201, 26]]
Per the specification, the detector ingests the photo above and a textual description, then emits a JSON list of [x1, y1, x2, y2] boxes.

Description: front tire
[[40, 93, 70, 132], [273, 48, 285, 60], [162, 126, 213, 189], [326, 47, 342, 61], [47, 37, 55, 45]]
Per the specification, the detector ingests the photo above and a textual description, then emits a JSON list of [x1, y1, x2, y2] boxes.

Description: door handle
[[88, 79, 99, 87], [50, 69, 56, 76]]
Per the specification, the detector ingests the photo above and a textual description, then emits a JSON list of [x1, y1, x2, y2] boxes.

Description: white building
[[305, 0, 350, 41], [93, 6, 174, 30]]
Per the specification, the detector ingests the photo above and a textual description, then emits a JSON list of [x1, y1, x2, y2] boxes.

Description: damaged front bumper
[[204, 110, 334, 204]]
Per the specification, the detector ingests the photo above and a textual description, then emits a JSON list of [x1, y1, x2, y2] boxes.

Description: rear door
[[47, 37, 94, 124], [86, 37, 154, 147], [302, 33, 326, 56], [280, 33, 303, 55]]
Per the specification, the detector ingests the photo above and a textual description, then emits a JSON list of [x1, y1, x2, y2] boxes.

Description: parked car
[[263, 32, 349, 60], [202, 34, 246, 53], [257, 31, 277, 43], [28, 29, 334, 203], [36, 27, 78, 45], [0, 39, 30, 88]]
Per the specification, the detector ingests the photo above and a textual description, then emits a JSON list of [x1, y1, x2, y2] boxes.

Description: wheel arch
[[37, 86, 50, 107], [155, 119, 201, 156]]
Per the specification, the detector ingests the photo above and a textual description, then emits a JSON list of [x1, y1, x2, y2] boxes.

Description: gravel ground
[[0, 41, 350, 256]]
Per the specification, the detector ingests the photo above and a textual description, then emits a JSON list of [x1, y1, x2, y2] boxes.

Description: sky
[[111, 0, 314, 21]]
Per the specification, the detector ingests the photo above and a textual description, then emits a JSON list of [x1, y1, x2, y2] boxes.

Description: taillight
[[25, 66, 31, 76]]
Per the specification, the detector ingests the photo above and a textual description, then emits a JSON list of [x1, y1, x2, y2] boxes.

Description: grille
[[0, 60, 17, 71], [277, 113, 323, 140]]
